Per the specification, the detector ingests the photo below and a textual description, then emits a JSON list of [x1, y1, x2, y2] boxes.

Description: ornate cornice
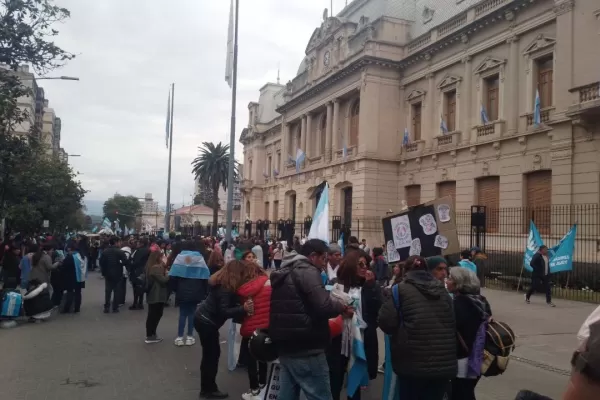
[[553, 0, 574, 16]]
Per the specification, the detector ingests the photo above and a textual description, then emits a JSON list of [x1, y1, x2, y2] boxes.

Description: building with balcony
[[58, 148, 68, 164], [240, 0, 600, 244]]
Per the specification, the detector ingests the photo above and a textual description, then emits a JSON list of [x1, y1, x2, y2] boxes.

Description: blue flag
[[307, 182, 329, 244], [480, 104, 489, 124], [402, 128, 409, 147], [533, 89, 542, 126], [524, 221, 545, 272], [295, 148, 305, 173], [382, 335, 401, 400], [524, 221, 577, 273]]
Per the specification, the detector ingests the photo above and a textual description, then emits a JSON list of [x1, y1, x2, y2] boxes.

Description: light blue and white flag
[[168, 250, 210, 279], [91, 225, 98, 233], [102, 217, 111, 229], [402, 128, 409, 147], [124, 225, 130, 236], [382, 335, 401, 400], [481, 104, 490, 124], [533, 89, 542, 126], [523, 220, 544, 272], [227, 320, 243, 371], [1, 292, 22, 317], [307, 182, 329, 244], [346, 296, 369, 397], [295, 148, 305, 173], [130, 228, 135, 235], [114, 219, 121, 234], [440, 115, 449, 134], [549, 224, 577, 273], [338, 232, 345, 256], [73, 251, 87, 283], [273, 167, 279, 177]]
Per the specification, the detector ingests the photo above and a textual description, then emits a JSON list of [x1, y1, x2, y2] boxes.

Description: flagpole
[[164, 83, 175, 232], [225, 0, 239, 243]]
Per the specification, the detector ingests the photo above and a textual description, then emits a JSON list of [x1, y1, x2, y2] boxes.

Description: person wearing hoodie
[[378, 255, 456, 400], [458, 250, 477, 274], [29, 243, 60, 287], [129, 238, 151, 310], [168, 240, 210, 347], [446, 267, 492, 400], [194, 259, 253, 399], [269, 239, 349, 400], [237, 262, 272, 400]]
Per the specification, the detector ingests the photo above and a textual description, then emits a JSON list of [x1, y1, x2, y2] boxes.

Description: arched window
[[349, 100, 359, 147], [320, 115, 327, 155]]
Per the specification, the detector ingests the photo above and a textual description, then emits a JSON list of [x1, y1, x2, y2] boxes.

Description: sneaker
[[547, 302, 556, 307], [185, 336, 196, 346], [174, 337, 185, 346], [103, 308, 110, 314], [145, 335, 163, 344], [378, 364, 385, 374], [128, 305, 137, 310], [524, 294, 530, 304], [241, 389, 261, 400], [258, 384, 266, 391], [199, 390, 228, 399], [112, 308, 119, 313]]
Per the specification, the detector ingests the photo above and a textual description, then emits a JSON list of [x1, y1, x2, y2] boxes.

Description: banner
[[523, 221, 576, 273]]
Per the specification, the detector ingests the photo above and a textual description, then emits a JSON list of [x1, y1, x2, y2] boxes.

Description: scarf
[[168, 250, 210, 279], [326, 262, 339, 281], [73, 251, 87, 283]]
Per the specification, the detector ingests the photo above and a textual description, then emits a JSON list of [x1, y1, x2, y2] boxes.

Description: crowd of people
[[1, 232, 597, 400]]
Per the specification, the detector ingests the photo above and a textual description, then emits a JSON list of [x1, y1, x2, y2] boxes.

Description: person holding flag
[[525, 245, 555, 307]]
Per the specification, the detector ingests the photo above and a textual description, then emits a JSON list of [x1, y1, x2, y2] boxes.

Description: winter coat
[[269, 252, 345, 356], [29, 254, 57, 285], [237, 275, 271, 337], [100, 246, 129, 281], [60, 253, 85, 290], [378, 269, 457, 379], [170, 277, 208, 305], [130, 247, 150, 282], [373, 255, 389, 282], [146, 264, 169, 304], [454, 293, 492, 359], [530, 252, 549, 277], [195, 284, 246, 329]]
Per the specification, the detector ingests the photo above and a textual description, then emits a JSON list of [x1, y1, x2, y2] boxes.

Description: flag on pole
[[533, 89, 542, 126], [440, 115, 449, 134], [262, 170, 269, 178], [295, 148, 305, 173], [402, 128, 409, 147], [342, 136, 348, 161], [91, 225, 98, 233], [307, 182, 329, 244], [165, 88, 171, 148], [480, 104, 489, 124], [102, 217, 111, 229], [225, 0, 235, 88], [273, 168, 279, 176]]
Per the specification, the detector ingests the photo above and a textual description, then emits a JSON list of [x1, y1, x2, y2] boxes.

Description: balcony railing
[[405, 142, 419, 152], [526, 109, 551, 126], [477, 124, 495, 137], [577, 82, 600, 103]]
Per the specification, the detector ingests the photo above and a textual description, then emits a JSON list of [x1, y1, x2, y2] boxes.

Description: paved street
[[1, 273, 595, 400]]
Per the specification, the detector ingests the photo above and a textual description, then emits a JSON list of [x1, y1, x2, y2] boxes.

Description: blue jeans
[[177, 302, 197, 337], [278, 353, 333, 400]]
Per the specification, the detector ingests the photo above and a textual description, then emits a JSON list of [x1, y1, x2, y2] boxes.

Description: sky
[[37, 0, 352, 214]]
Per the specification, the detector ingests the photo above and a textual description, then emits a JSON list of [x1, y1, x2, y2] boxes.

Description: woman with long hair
[[29, 243, 60, 286], [237, 261, 271, 400], [328, 250, 382, 400], [145, 247, 170, 344], [194, 260, 254, 399], [207, 251, 224, 276]]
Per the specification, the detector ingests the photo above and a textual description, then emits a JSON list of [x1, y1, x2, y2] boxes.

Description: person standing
[[269, 239, 349, 400], [272, 242, 284, 270], [99, 237, 129, 313], [526, 245, 555, 307], [60, 242, 88, 313], [145, 248, 170, 343], [458, 250, 477, 274], [129, 238, 150, 310], [326, 243, 342, 284], [1, 244, 21, 290]]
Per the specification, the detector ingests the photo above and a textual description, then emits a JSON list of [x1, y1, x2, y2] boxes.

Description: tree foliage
[[102, 194, 141, 227], [194, 181, 220, 210], [191, 142, 237, 235]]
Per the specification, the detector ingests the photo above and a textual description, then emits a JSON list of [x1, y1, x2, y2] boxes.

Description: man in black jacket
[[100, 237, 129, 313], [269, 239, 348, 400], [129, 238, 150, 310], [526, 245, 555, 307]]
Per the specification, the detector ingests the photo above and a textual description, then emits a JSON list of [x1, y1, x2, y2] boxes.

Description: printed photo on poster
[[419, 214, 437, 235], [390, 215, 412, 249], [434, 234, 449, 249], [386, 240, 401, 263], [437, 204, 451, 222], [409, 238, 421, 256]]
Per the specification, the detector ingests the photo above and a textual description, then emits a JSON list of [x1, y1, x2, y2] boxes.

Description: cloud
[[39, 0, 350, 206]]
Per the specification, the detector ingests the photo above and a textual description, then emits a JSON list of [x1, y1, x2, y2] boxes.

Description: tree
[[193, 181, 220, 209], [191, 142, 237, 235], [102, 194, 141, 227]]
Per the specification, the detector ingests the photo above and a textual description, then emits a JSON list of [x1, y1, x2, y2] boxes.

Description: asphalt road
[[1, 272, 592, 400]]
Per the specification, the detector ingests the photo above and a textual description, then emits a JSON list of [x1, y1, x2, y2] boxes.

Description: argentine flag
[[533, 89, 542, 126], [102, 217, 111, 229], [440, 115, 449, 134], [382, 335, 401, 400], [168, 250, 210, 279], [481, 104, 489, 124], [402, 128, 409, 147], [338, 232, 344, 256], [295, 148, 305, 173], [307, 182, 329, 244]]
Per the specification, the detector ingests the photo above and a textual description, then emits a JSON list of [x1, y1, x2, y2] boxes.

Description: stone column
[[461, 56, 473, 143], [305, 113, 312, 160], [332, 99, 340, 155], [553, 0, 574, 113], [424, 73, 436, 149], [325, 101, 333, 161], [506, 36, 519, 135], [300, 115, 306, 154], [282, 122, 289, 168]]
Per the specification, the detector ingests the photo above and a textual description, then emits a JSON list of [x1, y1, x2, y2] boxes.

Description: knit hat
[[426, 256, 446, 272], [328, 243, 342, 254]]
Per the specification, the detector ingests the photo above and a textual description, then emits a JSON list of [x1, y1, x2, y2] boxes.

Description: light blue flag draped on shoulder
[[382, 335, 401, 400], [168, 250, 210, 279], [73, 251, 87, 283], [307, 182, 329, 244], [338, 232, 344, 257], [346, 302, 370, 397]]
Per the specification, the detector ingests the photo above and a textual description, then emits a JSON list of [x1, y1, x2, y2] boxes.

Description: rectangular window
[[444, 91, 456, 132], [267, 156, 272, 176], [273, 200, 279, 221], [537, 56, 554, 108], [485, 75, 500, 122], [276, 152, 281, 170], [412, 102, 422, 141], [264, 202, 270, 220], [249, 160, 253, 178]]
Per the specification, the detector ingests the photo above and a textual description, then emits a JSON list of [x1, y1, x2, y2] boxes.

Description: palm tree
[[191, 142, 237, 235]]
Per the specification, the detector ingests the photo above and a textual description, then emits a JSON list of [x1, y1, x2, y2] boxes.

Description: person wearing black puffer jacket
[[378, 255, 456, 400], [99, 237, 129, 313], [269, 239, 348, 400], [129, 238, 150, 310], [194, 259, 253, 400]]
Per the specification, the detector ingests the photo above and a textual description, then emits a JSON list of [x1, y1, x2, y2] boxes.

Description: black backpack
[[481, 319, 516, 376]]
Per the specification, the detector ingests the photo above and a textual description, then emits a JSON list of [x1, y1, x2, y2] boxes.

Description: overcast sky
[[39, 0, 351, 212]]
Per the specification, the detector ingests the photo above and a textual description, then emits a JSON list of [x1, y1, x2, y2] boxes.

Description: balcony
[[402, 140, 424, 157], [524, 108, 552, 129], [240, 179, 253, 191], [472, 120, 505, 141], [567, 82, 600, 121], [434, 131, 461, 149], [335, 147, 355, 160]]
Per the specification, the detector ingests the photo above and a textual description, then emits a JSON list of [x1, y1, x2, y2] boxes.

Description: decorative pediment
[[305, 17, 344, 53], [523, 34, 556, 55], [437, 74, 462, 89], [474, 56, 506, 75], [239, 128, 249, 143], [406, 89, 426, 102]]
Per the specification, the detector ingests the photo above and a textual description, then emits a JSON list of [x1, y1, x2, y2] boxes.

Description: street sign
[[42, 220, 49, 228]]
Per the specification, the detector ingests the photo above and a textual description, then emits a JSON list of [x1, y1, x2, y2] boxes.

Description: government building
[[239, 0, 600, 245]]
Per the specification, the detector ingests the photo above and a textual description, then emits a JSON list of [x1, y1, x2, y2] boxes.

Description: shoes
[[145, 335, 163, 344], [199, 390, 228, 399], [377, 364, 385, 374], [241, 389, 261, 400], [185, 336, 196, 346], [524, 294, 530, 304], [258, 384, 266, 391], [547, 302, 556, 307], [174, 337, 185, 346], [112, 308, 119, 313], [103, 308, 109, 313], [128, 305, 137, 310]]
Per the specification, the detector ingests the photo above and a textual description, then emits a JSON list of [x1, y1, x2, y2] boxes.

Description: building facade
[[240, 0, 600, 244], [194, 163, 243, 220]]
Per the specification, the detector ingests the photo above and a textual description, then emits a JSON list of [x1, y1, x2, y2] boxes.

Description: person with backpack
[[378, 255, 456, 400], [446, 267, 492, 400]]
